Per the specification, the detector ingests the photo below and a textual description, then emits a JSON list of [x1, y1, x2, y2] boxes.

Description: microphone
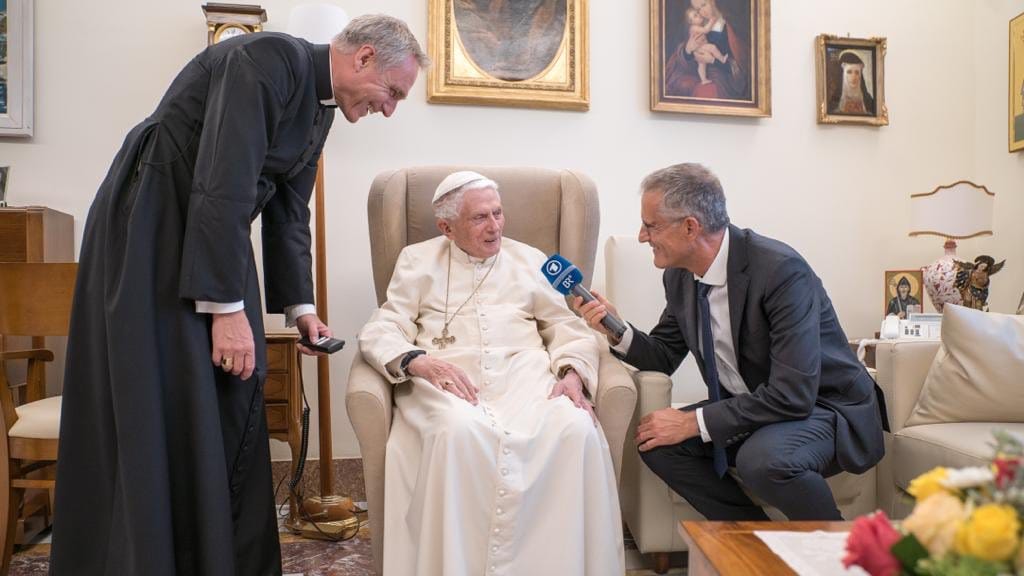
[[541, 254, 627, 340]]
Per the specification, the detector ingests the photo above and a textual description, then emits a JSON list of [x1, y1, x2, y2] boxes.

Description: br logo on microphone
[[541, 254, 582, 296]]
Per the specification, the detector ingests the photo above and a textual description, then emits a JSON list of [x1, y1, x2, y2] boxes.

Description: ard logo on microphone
[[545, 261, 562, 275]]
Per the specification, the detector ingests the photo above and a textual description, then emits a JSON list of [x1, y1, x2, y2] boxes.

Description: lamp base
[[285, 495, 360, 541], [923, 254, 962, 312]]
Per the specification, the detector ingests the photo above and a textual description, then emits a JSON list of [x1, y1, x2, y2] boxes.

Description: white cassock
[[359, 236, 625, 576]]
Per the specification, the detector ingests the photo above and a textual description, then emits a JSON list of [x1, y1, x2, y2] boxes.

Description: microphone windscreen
[[541, 254, 584, 295]]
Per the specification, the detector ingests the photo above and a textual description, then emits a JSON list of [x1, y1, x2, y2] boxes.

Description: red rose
[[993, 457, 1020, 489], [843, 511, 902, 576]]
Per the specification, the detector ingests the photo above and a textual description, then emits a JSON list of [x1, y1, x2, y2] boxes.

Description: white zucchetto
[[432, 171, 492, 204]]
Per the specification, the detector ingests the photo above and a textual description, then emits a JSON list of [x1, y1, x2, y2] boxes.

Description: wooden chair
[[0, 263, 76, 572]]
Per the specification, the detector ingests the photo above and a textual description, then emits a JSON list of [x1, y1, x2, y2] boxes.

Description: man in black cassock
[[50, 15, 426, 576]]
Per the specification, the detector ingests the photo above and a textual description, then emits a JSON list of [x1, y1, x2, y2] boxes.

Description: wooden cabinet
[[0, 206, 75, 263]]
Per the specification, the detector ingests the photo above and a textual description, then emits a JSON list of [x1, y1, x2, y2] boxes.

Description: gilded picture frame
[[650, 0, 771, 117], [426, 0, 589, 111], [1009, 11, 1024, 152], [883, 270, 924, 319], [0, 0, 33, 137], [815, 35, 888, 126]]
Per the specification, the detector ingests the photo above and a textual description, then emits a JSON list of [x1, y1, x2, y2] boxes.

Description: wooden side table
[[264, 332, 304, 496]]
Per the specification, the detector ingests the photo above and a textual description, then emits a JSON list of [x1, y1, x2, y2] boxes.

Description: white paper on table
[[754, 531, 869, 576]]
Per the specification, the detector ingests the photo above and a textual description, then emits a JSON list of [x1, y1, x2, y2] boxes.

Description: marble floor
[[10, 506, 686, 575]]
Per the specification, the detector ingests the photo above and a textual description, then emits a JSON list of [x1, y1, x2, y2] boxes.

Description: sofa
[[873, 338, 1024, 519]]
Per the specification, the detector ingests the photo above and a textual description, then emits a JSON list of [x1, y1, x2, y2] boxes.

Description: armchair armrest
[[874, 340, 941, 433], [594, 338, 637, 484], [344, 352, 393, 576], [633, 370, 674, 415], [0, 349, 54, 362]]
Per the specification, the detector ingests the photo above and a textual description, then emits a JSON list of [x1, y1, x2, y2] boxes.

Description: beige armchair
[[603, 235, 878, 572], [345, 167, 637, 575]]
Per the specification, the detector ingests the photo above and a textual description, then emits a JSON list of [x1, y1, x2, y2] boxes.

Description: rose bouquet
[[844, 430, 1023, 576]]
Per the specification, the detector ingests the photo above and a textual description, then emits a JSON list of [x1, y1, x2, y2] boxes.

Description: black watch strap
[[400, 350, 426, 376]]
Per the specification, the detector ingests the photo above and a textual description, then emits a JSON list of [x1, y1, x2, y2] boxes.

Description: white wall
[[1, 0, 1020, 460]]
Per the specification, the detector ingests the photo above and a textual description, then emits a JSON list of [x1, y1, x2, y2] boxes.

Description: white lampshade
[[909, 181, 994, 240], [286, 3, 349, 44]]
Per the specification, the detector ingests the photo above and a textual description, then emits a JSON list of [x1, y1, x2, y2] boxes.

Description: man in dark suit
[[575, 163, 885, 520]]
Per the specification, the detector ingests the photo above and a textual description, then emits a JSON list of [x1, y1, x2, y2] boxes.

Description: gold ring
[[442, 380, 452, 387], [222, 357, 234, 370]]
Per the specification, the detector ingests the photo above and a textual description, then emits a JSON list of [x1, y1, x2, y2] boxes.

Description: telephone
[[880, 313, 942, 340]]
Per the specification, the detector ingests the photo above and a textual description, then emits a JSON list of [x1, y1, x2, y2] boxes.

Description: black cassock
[[50, 33, 336, 576]]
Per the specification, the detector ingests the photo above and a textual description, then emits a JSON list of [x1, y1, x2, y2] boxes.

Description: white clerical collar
[[450, 239, 498, 266], [694, 227, 729, 287], [320, 48, 337, 106]]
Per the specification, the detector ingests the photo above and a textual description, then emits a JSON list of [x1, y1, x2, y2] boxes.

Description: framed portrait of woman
[[426, 0, 589, 111], [1009, 11, 1024, 152], [650, 0, 770, 117], [815, 35, 888, 126], [884, 270, 924, 319]]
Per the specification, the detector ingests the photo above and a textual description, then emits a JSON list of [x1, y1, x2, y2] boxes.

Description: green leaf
[[891, 534, 929, 572]]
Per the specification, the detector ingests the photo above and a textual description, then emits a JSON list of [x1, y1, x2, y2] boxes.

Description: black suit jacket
[[621, 225, 885, 474]]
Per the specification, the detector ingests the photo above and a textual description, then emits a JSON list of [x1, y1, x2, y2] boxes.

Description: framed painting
[[0, 0, 33, 137], [815, 35, 888, 126], [426, 0, 589, 111], [650, 0, 770, 117], [1009, 11, 1024, 152], [884, 270, 924, 319]]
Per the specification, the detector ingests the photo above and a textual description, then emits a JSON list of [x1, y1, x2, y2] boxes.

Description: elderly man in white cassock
[[358, 171, 625, 576]]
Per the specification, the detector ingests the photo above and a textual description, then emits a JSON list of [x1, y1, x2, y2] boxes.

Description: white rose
[[941, 466, 994, 489]]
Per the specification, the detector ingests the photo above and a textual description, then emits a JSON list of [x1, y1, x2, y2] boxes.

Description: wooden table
[[680, 521, 853, 575]]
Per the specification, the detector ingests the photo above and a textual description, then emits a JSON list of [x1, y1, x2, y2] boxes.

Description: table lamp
[[909, 181, 994, 311], [285, 2, 356, 541]]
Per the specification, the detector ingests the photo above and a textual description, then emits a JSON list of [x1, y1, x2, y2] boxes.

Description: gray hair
[[433, 178, 500, 220], [332, 14, 430, 70], [640, 163, 730, 233]]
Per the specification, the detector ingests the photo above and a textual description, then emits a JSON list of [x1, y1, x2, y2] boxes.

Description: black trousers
[[640, 405, 843, 521]]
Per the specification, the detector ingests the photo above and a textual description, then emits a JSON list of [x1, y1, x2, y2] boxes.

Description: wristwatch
[[400, 350, 426, 377]]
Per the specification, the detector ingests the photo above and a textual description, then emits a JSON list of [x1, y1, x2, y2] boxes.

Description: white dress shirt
[[194, 48, 334, 326], [614, 228, 750, 443]]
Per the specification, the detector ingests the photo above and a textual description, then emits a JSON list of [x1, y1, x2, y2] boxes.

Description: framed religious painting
[[0, 0, 33, 136], [1009, 11, 1024, 152], [426, 0, 589, 111], [650, 0, 771, 117], [815, 35, 888, 126], [884, 270, 924, 319]]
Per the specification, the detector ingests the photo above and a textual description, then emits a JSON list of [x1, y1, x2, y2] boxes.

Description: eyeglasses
[[641, 216, 686, 235]]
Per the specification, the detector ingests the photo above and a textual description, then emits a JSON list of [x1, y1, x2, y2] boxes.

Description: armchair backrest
[[0, 263, 77, 336], [367, 166, 599, 305]]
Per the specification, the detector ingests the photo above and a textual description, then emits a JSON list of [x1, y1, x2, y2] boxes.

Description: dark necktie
[[697, 282, 728, 477]]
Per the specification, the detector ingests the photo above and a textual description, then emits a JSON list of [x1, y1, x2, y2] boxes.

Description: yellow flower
[[907, 467, 951, 501], [901, 492, 965, 556], [954, 504, 1020, 562]]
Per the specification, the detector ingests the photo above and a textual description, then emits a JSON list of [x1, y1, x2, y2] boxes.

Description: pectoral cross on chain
[[432, 327, 456, 350]]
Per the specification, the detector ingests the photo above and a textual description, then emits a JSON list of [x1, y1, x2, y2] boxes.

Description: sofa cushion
[[892, 422, 1024, 491], [907, 305, 1024, 426]]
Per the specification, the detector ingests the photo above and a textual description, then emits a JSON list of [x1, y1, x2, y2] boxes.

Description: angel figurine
[[954, 255, 1005, 311]]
